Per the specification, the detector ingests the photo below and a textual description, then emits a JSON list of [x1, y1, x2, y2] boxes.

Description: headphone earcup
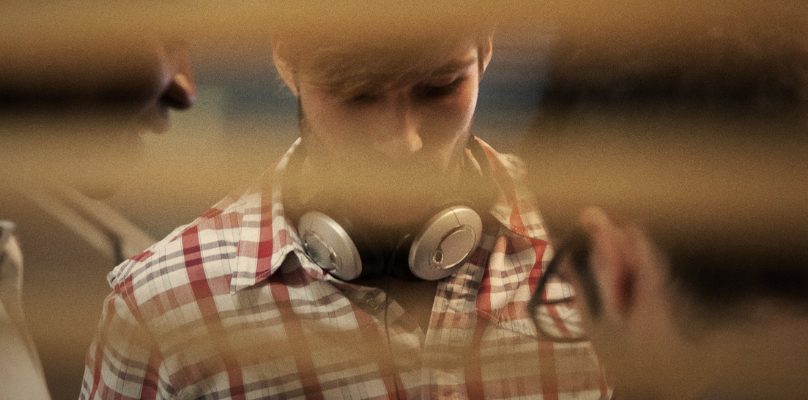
[[297, 211, 363, 281], [408, 205, 483, 280]]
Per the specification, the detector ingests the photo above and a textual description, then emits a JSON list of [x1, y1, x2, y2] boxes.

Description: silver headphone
[[298, 204, 482, 281], [291, 138, 493, 281]]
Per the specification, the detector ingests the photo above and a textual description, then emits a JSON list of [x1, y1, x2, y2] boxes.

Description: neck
[[290, 151, 479, 232]]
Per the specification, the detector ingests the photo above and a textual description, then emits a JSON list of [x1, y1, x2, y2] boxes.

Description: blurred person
[[80, 10, 609, 400], [0, 25, 196, 399], [525, 12, 808, 400]]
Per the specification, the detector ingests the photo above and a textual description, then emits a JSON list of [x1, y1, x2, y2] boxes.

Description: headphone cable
[[383, 233, 411, 400]]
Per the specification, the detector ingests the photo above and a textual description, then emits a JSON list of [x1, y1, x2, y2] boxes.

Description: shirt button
[[366, 298, 380, 311]]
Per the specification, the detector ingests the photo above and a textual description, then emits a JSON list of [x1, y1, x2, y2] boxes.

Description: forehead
[[296, 37, 480, 95]]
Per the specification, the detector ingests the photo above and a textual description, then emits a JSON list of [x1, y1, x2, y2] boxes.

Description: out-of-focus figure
[[525, 8, 808, 400], [0, 21, 196, 399]]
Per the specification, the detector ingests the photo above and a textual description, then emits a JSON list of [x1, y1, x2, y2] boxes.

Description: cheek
[[419, 84, 479, 156], [298, 90, 359, 149], [426, 89, 477, 134]]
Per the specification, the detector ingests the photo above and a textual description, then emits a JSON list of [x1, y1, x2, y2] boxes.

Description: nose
[[373, 93, 423, 158], [161, 71, 196, 110]]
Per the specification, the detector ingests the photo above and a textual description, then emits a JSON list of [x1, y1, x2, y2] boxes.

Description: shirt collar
[[230, 138, 320, 292], [478, 140, 548, 240]]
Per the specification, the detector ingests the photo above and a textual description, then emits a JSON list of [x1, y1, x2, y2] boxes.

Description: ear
[[578, 207, 647, 318], [479, 36, 493, 77], [272, 45, 299, 97]]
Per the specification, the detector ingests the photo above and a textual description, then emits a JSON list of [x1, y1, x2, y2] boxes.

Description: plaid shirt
[[81, 139, 609, 400]]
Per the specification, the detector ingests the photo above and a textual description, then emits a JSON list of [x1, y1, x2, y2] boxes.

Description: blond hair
[[272, 15, 494, 98]]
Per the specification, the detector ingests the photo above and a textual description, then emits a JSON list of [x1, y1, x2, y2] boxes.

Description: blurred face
[[530, 209, 680, 399], [531, 228, 643, 397], [0, 33, 196, 198], [292, 43, 490, 227]]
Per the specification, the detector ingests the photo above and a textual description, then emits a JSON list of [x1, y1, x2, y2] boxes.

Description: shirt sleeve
[[81, 287, 166, 400]]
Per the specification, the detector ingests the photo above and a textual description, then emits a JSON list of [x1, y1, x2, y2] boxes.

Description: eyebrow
[[431, 55, 477, 76]]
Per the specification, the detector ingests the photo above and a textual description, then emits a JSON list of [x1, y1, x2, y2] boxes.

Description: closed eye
[[415, 77, 465, 99], [344, 75, 466, 104], [348, 92, 381, 104]]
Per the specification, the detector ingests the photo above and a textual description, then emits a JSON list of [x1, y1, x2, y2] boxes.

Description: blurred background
[[2, 1, 806, 398]]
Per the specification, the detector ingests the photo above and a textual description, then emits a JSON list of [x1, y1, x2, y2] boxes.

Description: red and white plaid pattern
[[81, 138, 609, 400]]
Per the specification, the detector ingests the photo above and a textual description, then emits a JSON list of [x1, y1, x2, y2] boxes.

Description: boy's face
[[290, 41, 491, 226]]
